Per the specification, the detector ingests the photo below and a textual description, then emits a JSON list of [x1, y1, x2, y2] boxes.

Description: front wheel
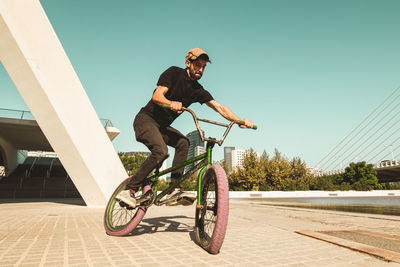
[[195, 164, 229, 254], [104, 178, 150, 236]]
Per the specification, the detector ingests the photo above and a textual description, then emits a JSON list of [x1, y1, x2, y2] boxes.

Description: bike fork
[[196, 144, 213, 208]]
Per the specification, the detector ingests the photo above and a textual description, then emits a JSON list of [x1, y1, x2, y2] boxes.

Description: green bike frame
[[143, 106, 256, 207], [144, 145, 213, 206]]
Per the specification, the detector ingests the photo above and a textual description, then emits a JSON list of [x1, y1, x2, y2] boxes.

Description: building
[[231, 149, 247, 171], [224, 147, 235, 172], [309, 167, 325, 177], [231, 149, 260, 171], [194, 146, 207, 157], [185, 130, 205, 172]]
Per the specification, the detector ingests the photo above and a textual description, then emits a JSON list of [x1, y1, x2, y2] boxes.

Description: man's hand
[[239, 118, 254, 129], [170, 101, 183, 113]]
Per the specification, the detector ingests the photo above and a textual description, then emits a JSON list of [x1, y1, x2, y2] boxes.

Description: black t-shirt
[[140, 66, 214, 126]]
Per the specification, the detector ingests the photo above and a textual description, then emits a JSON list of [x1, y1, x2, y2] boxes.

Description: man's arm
[[152, 86, 183, 113], [206, 100, 253, 128]]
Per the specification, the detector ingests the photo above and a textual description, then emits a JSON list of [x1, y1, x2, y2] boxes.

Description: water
[[252, 196, 400, 216]]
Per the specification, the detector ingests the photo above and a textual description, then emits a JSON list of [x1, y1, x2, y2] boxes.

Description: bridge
[[315, 86, 400, 183], [0, 108, 120, 176], [374, 160, 400, 183]]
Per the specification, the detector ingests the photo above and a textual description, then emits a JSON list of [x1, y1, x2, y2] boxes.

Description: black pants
[[127, 112, 189, 188]]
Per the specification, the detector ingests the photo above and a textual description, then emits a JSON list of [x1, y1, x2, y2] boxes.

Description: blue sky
[[1, 0, 400, 167]]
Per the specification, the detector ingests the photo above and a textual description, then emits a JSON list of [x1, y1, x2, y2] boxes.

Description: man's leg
[[161, 126, 189, 183], [127, 113, 169, 188], [117, 114, 169, 208], [161, 127, 196, 206]]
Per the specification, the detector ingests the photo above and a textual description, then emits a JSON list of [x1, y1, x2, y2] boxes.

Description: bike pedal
[[136, 190, 155, 207], [178, 196, 195, 206], [118, 200, 135, 210]]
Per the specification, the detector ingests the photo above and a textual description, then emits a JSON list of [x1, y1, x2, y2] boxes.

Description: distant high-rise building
[[231, 149, 246, 171], [231, 149, 260, 171], [185, 130, 205, 172], [224, 146, 235, 172], [194, 146, 206, 157]]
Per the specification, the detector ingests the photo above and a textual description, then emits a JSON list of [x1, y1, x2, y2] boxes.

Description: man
[[117, 48, 253, 207]]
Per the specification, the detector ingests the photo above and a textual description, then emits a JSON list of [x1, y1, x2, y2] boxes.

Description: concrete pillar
[[0, 0, 127, 206]]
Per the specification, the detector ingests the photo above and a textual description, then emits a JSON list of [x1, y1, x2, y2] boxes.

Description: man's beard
[[190, 70, 202, 80]]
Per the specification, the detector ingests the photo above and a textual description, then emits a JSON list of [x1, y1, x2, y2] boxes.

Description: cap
[[185, 48, 211, 62]]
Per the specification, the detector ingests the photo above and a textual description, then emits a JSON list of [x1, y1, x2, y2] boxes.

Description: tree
[[118, 152, 148, 175], [264, 149, 291, 190], [310, 174, 352, 191], [229, 150, 264, 190], [286, 157, 313, 190], [343, 161, 379, 191]]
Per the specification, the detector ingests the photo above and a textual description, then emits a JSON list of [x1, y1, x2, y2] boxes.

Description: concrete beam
[[0, 0, 127, 206]]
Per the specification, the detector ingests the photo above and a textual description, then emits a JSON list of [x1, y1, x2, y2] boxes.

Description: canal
[[251, 196, 400, 216]]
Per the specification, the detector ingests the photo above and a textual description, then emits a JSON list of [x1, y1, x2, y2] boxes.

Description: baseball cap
[[185, 48, 211, 62]]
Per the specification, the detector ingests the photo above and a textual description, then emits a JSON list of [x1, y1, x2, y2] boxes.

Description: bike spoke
[[111, 202, 136, 227]]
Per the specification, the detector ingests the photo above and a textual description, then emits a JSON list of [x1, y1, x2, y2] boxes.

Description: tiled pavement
[[1, 199, 400, 266]]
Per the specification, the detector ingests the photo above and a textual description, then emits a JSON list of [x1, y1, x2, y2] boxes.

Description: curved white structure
[[0, 0, 127, 206]]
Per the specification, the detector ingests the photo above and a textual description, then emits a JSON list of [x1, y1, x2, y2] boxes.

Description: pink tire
[[195, 164, 229, 254], [104, 178, 150, 236]]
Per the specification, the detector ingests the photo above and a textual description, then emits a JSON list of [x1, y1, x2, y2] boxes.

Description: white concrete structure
[[0, 0, 127, 206], [228, 190, 400, 198]]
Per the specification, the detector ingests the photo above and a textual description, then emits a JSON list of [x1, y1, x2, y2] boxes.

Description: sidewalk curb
[[296, 230, 400, 263]]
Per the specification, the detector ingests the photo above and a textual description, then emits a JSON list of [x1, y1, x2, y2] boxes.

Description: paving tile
[[1, 200, 400, 266]]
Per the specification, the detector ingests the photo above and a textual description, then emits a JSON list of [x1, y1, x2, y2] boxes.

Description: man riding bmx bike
[[117, 48, 253, 207]]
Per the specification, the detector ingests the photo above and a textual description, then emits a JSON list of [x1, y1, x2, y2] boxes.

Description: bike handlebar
[[161, 104, 257, 146]]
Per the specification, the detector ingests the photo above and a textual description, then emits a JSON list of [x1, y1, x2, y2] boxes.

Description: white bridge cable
[[369, 135, 400, 164], [329, 107, 400, 170], [393, 150, 400, 162], [318, 86, 400, 170], [314, 87, 399, 169], [376, 142, 400, 164], [363, 126, 400, 163]]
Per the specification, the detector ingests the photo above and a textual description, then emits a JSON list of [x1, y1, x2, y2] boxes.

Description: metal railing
[[375, 159, 400, 168], [100, 118, 114, 128], [0, 108, 114, 128], [0, 108, 34, 120]]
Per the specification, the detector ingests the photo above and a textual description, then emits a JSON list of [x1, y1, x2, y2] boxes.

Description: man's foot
[[136, 189, 155, 207], [116, 188, 136, 208], [165, 188, 196, 206]]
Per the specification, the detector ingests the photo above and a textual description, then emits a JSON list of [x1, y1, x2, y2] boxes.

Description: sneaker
[[165, 188, 196, 206], [116, 189, 136, 208], [136, 189, 155, 207]]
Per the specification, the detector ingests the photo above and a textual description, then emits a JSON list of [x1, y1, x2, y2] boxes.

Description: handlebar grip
[[237, 120, 257, 130], [161, 104, 185, 111]]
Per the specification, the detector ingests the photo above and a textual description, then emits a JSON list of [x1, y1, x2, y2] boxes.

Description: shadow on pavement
[[0, 198, 86, 206], [129, 215, 195, 236]]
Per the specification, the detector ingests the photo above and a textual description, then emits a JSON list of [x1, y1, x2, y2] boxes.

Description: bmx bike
[[104, 106, 256, 254]]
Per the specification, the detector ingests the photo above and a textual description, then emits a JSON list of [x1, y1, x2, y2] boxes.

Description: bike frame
[[143, 107, 239, 206], [146, 146, 211, 206]]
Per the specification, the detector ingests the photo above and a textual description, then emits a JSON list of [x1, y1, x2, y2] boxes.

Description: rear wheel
[[104, 178, 150, 236], [195, 164, 229, 254]]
